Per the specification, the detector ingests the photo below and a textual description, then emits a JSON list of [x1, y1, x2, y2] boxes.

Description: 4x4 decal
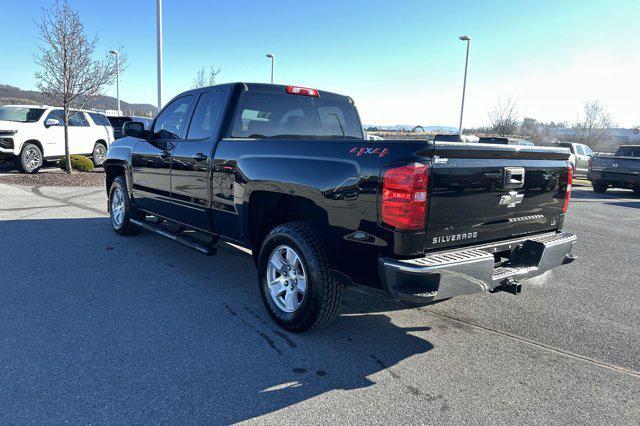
[[349, 146, 389, 158]]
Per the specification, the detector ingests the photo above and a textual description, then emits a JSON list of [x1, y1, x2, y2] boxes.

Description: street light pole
[[458, 35, 471, 135], [109, 50, 120, 116], [266, 53, 275, 84], [156, 0, 163, 111]]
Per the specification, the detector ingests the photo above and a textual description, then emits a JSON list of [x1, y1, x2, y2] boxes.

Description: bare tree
[[488, 97, 519, 136], [34, 0, 122, 173], [193, 66, 221, 89], [574, 100, 612, 150]]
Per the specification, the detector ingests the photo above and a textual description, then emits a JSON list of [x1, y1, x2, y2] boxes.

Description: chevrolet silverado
[[104, 83, 576, 332]]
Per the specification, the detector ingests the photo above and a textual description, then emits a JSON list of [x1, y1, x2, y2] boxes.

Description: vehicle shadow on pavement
[[0, 217, 435, 423]]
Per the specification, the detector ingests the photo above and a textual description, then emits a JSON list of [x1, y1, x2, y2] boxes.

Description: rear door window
[[68, 111, 89, 127], [231, 91, 363, 139], [186, 90, 225, 140]]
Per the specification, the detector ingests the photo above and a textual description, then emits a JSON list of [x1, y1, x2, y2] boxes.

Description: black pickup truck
[[104, 83, 576, 332], [587, 145, 640, 193]]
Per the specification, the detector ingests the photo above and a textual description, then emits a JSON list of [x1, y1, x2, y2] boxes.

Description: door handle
[[194, 153, 208, 161]]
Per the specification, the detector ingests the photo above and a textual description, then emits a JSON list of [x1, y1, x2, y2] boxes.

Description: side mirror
[[45, 118, 60, 127], [122, 121, 145, 138]]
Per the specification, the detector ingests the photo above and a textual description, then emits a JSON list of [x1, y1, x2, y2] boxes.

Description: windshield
[[231, 92, 363, 140], [0, 106, 46, 123]]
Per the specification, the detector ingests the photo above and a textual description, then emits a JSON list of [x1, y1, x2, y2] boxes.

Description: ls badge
[[499, 191, 524, 208]]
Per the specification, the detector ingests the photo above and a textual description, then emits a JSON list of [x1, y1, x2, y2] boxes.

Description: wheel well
[[22, 140, 44, 156], [95, 139, 107, 149], [105, 164, 126, 193], [248, 191, 329, 261]]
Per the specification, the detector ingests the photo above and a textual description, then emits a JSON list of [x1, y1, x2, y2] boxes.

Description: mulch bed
[[0, 168, 105, 187]]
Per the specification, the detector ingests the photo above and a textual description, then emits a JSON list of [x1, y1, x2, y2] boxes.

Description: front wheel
[[592, 181, 608, 193], [258, 222, 343, 332], [17, 143, 43, 174], [109, 176, 141, 235]]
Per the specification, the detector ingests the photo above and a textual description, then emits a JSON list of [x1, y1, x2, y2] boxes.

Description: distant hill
[[0, 84, 157, 117]]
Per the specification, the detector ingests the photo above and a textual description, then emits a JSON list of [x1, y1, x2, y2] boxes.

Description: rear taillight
[[588, 158, 592, 170], [381, 163, 430, 230], [286, 86, 319, 97], [562, 165, 572, 213]]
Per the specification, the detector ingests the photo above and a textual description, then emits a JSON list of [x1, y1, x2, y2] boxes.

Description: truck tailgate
[[592, 156, 640, 177], [425, 143, 571, 250]]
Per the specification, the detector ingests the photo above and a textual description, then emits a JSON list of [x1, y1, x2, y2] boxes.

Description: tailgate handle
[[503, 167, 525, 189]]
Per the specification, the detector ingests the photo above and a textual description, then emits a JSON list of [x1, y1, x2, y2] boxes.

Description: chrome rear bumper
[[379, 232, 576, 304]]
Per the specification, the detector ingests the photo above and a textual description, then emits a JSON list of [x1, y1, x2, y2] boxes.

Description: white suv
[[0, 105, 115, 173]]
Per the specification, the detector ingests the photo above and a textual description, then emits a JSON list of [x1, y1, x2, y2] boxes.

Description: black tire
[[108, 176, 142, 236], [17, 143, 43, 174], [592, 181, 608, 193], [258, 222, 343, 332], [92, 142, 107, 167]]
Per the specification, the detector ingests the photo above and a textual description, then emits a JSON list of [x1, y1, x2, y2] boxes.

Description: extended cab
[[104, 83, 576, 332], [588, 145, 640, 193], [0, 105, 114, 173]]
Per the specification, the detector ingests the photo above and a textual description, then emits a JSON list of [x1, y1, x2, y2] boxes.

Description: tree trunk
[[64, 106, 71, 174]]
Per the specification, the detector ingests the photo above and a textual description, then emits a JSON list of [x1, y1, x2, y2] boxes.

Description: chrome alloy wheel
[[111, 187, 125, 228], [25, 147, 41, 171], [95, 145, 106, 165], [267, 245, 307, 313]]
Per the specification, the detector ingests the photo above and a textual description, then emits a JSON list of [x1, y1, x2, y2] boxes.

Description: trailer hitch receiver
[[496, 277, 522, 295]]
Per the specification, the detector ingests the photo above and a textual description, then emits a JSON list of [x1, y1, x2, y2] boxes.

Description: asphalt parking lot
[[0, 180, 638, 423]]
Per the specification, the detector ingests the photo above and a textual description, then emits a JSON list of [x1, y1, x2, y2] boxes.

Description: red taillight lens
[[286, 86, 319, 97], [562, 165, 572, 213], [588, 158, 592, 170], [381, 163, 430, 230]]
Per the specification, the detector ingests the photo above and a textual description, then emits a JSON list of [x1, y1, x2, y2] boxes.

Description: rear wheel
[[592, 181, 608, 193], [109, 176, 142, 235], [258, 222, 343, 332], [92, 143, 107, 167], [17, 143, 43, 174]]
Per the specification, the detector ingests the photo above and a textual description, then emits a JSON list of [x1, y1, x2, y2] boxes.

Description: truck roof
[[190, 82, 354, 103]]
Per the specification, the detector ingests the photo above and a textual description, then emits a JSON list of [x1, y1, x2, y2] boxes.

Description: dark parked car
[[104, 83, 576, 332], [588, 145, 640, 193], [107, 116, 153, 139], [433, 134, 462, 142]]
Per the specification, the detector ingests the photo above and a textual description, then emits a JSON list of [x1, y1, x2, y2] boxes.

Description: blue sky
[[1, 0, 638, 127]]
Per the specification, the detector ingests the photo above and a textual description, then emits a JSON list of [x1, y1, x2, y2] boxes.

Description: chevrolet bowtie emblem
[[499, 191, 524, 208]]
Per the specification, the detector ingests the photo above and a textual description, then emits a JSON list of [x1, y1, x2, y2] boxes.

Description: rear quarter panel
[[211, 138, 433, 287]]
